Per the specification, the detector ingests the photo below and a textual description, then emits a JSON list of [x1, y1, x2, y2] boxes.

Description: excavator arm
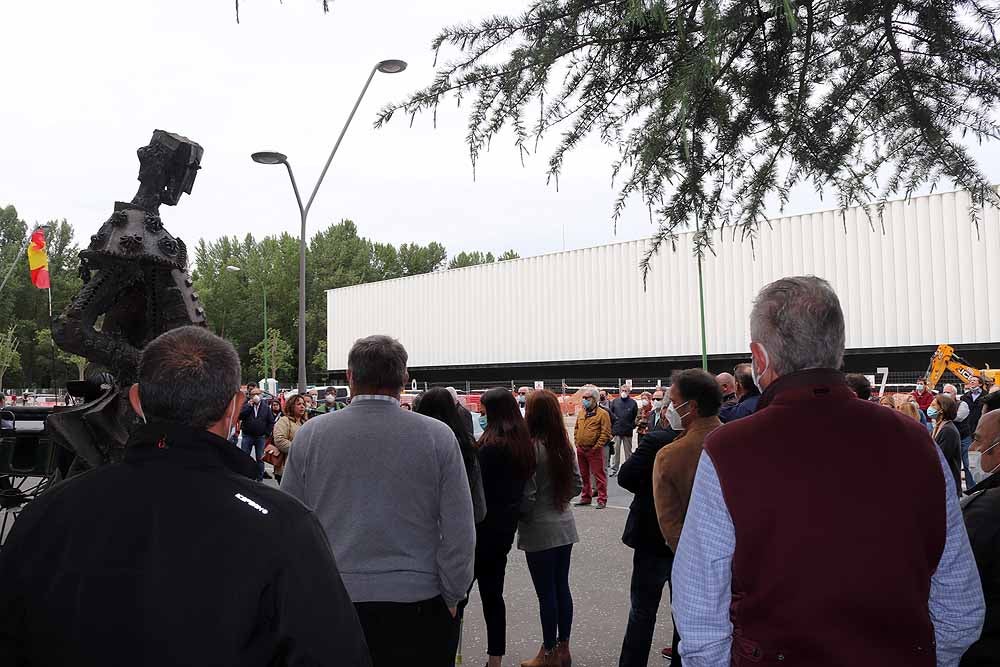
[[925, 344, 1000, 388], [925, 345, 954, 388]]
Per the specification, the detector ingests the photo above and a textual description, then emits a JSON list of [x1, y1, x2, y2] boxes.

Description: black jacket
[[476, 442, 527, 555], [610, 396, 639, 437], [935, 421, 963, 497], [0, 422, 370, 667], [619, 427, 679, 557], [240, 400, 278, 437], [961, 472, 1000, 666], [959, 391, 987, 439]]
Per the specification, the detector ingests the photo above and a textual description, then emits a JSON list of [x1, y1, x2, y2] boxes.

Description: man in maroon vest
[[670, 276, 985, 666]]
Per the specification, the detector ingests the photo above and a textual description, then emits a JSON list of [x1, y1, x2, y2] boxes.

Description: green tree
[[0, 206, 81, 388], [379, 0, 1000, 274], [250, 328, 294, 381], [312, 340, 328, 373], [398, 242, 448, 275], [35, 329, 87, 382], [497, 250, 520, 261], [0, 326, 21, 393], [448, 251, 496, 269]]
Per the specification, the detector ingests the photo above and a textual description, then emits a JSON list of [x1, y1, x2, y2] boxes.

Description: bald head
[[716, 372, 736, 397]]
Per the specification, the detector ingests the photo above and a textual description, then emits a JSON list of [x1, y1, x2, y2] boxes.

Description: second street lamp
[[252, 59, 407, 394]]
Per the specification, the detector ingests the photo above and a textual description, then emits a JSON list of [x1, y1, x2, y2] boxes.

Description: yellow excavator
[[925, 344, 1000, 388]]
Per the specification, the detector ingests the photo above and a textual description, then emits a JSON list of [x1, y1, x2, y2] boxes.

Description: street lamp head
[[225, 265, 241, 273], [376, 59, 408, 74], [251, 151, 288, 165]]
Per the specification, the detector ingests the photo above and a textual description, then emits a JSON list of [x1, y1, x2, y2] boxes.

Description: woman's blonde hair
[[898, 401, 921, 422]]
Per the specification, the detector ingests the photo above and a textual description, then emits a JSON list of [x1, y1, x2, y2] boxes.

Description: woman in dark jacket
[[470, 387, 536, 667], [931, 394, 963, 497], [414, 387, 487, 522]]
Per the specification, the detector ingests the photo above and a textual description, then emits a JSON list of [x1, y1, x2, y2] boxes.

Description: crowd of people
[[1, 275, 998, 667]]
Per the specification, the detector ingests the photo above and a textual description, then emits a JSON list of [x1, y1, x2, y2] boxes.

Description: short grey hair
[[749, 276, 845, 376], [580, 385, 599, 400], [139, 326, 241, 430], [347, 335, 408, 391]]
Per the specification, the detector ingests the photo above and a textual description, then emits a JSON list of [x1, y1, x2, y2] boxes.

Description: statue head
[[135, 130, 203, 208]]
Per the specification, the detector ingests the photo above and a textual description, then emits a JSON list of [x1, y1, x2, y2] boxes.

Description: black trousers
[[354, 596, 457, 667], [619, 547, 675, 667]]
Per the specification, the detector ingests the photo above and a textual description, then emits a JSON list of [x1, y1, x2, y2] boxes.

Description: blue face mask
[[582, 398, 594, 410], [479, 415, 488, 429], [927, 406, 940, 419]]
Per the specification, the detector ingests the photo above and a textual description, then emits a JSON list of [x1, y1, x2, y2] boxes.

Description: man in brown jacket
[[574, 386, 612, 508], [652, 368, 723, 665]]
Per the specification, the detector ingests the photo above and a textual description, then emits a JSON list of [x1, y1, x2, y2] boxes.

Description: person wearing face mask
[[960, 410, 1000, 665], [609, 386, 639, 477], [0, 326, 371, 667], [573, 386, 612, 509], [239, 388, 277, 481], [911, 375, 936, 412], [636, 392, 653, 439], [618, 398, 680, 666], [930, 394, 963, 499], [651, 369, 723, 666], [648, 390, 666, 431], [943, 383, 974, 491], [671, 277, 984, 666], [715, 373, 738, 408]]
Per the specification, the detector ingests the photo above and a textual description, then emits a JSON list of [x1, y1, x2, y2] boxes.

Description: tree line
[[0, 204, 517, 389]]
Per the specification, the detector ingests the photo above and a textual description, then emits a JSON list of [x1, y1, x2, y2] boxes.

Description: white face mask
[[250, 394, 261, 404], [752, 345, 770, 393], [969, 440, 999, 484], [916, 384, 926, 392], [666, 401, 690, 431], [641, 399, 650, 408], [621, 391, 629, 399], [652, 399, 663, 411]]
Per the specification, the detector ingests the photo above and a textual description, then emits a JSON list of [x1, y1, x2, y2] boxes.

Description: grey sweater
[[280, 395, 476, 607], [517, 440, 583, 552]]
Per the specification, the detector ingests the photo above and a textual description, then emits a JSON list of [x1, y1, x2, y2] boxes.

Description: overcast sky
[[3, 0, 999, 267]]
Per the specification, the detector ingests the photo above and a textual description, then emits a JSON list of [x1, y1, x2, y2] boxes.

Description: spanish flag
[[27, 229, 50, 290]]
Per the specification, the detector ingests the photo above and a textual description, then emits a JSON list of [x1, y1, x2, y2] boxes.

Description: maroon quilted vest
[[704, 369, 945, 666]]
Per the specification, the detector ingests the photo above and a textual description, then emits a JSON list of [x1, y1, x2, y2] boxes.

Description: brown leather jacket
[[652, 415, 721, 551]]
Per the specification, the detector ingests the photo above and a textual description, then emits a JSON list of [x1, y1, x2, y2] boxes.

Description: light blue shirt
[[672, 448, 985, 666]]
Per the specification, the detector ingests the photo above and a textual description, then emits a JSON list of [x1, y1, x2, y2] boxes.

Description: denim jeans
[[619, 548, 673, 667], [961, 435, 974, 491], [240, 434, 266, 481], [525, 544, 574, 650]]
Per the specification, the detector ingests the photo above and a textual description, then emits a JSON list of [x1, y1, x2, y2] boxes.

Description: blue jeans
[[619, 548, 673, 667], [241, 434, 266, 480], [961, 435, 974, 491], [525, 544, 573, 651]]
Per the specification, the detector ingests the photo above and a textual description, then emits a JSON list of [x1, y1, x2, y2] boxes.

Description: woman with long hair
[[414, 387, 486, 522], [518, 390, 582, 667], [930, 393, 963, 497], [472, 387, 536, 667], [269, 393, 307, 483]]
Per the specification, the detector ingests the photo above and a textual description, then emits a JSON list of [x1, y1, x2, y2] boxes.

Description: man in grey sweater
[[281, 335, 475, 667]]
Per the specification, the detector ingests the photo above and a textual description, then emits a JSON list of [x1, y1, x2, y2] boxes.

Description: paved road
[[458, 475, 674, 667]]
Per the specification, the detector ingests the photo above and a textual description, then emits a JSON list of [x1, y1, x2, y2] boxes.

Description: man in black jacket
[[0, 326, 370, 667], [240, 387, 277, 481], [617, 411, 679, 667], [962, 409, 1000, 666], [609, 385, 639, 476]]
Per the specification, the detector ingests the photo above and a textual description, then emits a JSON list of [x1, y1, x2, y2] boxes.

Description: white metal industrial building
[[326, 188, 1000, 381]]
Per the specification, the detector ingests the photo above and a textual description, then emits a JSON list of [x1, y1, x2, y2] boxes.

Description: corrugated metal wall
[[327, 188, 1000, 370]]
